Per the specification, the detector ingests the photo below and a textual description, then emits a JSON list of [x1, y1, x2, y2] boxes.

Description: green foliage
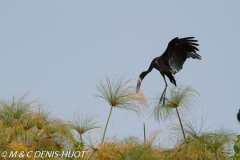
[[71, 109, 100, 136], [95, 75, 147, 113], [151, 85, 198, 122], [169, 115, 235, 160], [71, 109, 100, 151], [231, 135, 240, 160], [90, 136, 165, 160], [72, 139, 85, 152], [171, 130, 234, 160], [151, 85, 199, 143], [0, 94, 74, 154], [95, 75, 148, 143], [0, 77, 237, 160]]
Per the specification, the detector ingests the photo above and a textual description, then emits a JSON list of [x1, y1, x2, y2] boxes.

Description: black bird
[[136, 37, 201, 104], [237, 109, 240, 123]]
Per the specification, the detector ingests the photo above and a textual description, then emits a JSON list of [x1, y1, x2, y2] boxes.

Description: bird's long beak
[[136, 78, 142, 93]]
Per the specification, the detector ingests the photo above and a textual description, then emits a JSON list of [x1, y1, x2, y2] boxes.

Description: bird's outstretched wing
[[163, 37, 201, 74]]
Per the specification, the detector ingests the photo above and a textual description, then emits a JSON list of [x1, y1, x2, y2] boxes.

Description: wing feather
[[162, 37, 201, 74]]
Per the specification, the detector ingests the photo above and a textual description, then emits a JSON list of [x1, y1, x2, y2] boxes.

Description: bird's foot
[[159, 84, 168, 105], [159, 88, 168, 105], [159, 97, 163, 105], [159, 95, 166, 105]]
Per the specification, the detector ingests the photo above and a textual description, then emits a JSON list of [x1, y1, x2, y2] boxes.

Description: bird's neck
[[140, 63, 154, 80]]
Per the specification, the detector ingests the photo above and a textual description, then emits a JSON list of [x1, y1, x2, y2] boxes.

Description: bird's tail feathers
[[168, 74, 176, 86]]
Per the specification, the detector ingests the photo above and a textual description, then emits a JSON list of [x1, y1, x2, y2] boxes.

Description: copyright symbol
[[1, 151, 7, 157]]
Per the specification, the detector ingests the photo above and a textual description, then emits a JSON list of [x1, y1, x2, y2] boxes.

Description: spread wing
[[162, 37, 201, 74]]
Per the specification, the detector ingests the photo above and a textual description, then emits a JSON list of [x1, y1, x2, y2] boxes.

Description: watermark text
[[1, 151, 86, 158]]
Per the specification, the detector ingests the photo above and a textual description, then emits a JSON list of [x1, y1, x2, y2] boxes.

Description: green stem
[[87, 150, 96, 160], [143, 122, 146, 145], [80, 134, 82, 143], [102, 106, 113, 143], [80, 134, 83, 150], [175, 108, 187, 143]]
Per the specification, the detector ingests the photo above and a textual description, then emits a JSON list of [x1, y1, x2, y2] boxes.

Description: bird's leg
[[159, 76, 168, 105], [159, 86, 167, 105]]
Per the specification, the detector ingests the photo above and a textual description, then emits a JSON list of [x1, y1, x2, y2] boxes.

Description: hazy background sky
[[1, 1, 240, 147]]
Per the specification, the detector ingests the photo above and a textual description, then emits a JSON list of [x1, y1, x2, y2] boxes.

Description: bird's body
[[237, 109, 240, 123], [136, 37, 201, 104]]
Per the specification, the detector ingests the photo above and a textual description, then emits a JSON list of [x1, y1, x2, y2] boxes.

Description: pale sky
[[1, 1, 240, 146]]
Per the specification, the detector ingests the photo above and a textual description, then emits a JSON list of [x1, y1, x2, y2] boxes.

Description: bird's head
[[136, 78, 142, 93], [136, 71, 148, 93]]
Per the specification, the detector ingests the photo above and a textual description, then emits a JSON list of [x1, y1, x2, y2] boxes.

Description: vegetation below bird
[[0, 76, 238, 160]]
